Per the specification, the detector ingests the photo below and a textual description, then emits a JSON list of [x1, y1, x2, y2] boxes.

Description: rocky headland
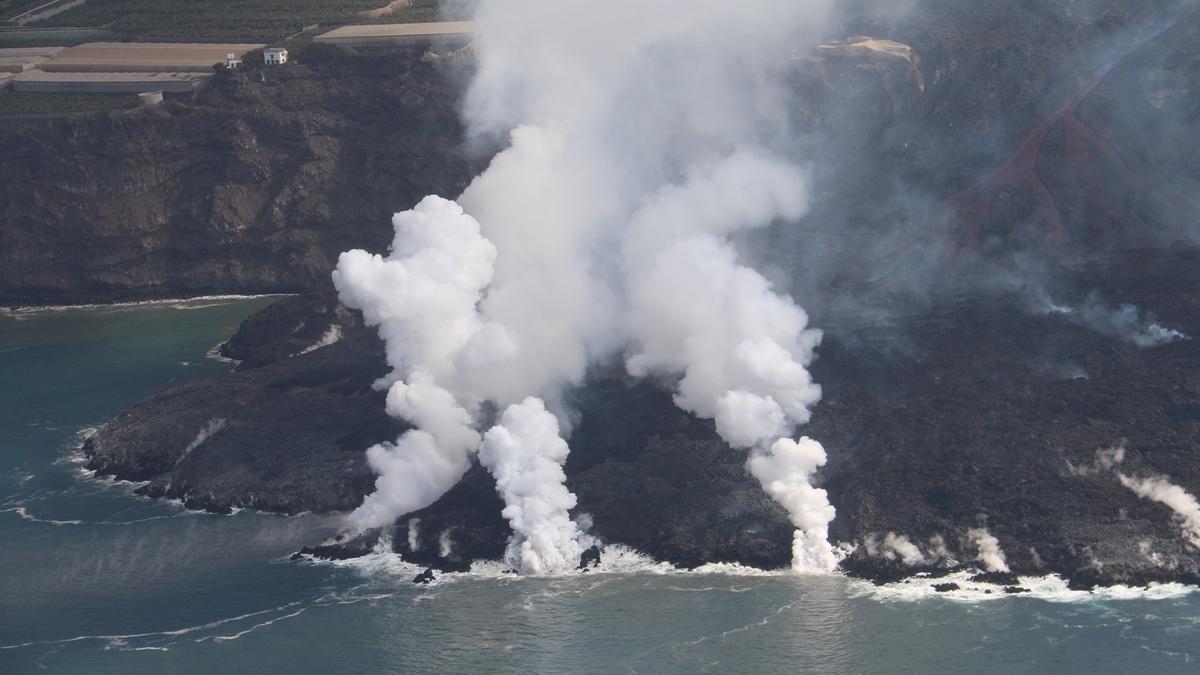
[[8, 0, 1200, 588]]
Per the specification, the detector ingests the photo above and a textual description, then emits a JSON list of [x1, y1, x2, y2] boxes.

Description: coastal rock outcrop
[[81, 247, 1200, 585], [20, 0, 1200, 586]]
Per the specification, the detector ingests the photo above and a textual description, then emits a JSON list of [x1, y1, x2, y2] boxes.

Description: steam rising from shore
[[968, 528, 1010, 573], [335, 0, 840, 571], [480, 398, 592, 574], [1118, 474, 1200, 547], [333, 197, 495, 532]]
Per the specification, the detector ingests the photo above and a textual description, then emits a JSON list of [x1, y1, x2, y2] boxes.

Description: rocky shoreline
[[78, 250, 1200, 590], [10, 0, 1200, 589]]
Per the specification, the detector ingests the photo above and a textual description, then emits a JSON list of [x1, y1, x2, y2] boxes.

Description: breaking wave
[[853, 570, 1199, 603], [313, 544, 1199, 604]]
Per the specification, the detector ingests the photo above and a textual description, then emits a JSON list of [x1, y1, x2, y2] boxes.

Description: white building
[[226, 52, 243, 68], [263, 47, 288, 65]]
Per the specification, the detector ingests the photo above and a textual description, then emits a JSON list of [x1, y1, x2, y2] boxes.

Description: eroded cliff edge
[[0, 46, 483, 307]]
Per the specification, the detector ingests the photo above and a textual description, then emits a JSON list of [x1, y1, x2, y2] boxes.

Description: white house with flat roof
[[263, 48, 288, 65], [226, 52, 242, 68]]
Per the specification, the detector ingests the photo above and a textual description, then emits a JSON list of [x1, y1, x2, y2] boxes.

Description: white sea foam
[[0, 601, 305, 651], [0, 506, 84, 526], [0, 582, 398, 653], [57, 436, 151, 495], [206, 341, 239, 364], [317, 543, 793, 584], [0, 293, 289, 317], [295, 324, 343, 356], [312, 544, 1200, 605], [853, 570, 1199, 603]]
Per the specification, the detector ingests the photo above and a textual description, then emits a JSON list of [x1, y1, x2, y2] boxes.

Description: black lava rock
[[579, 545, 602, 570]]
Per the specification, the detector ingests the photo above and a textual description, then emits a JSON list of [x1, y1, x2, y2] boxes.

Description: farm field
[[32, 0, 457, 39]]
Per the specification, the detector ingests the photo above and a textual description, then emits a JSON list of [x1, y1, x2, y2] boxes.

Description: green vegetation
[[0, 91, 139, 115], [33, 0, 418, 39], [0, 33, 107, 47]]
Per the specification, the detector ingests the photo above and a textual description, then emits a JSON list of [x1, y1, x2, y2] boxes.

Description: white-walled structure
[[263, 48, 288, 65]]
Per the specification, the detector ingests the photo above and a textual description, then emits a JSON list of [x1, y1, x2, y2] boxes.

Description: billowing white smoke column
[[335, 0, 842, 570], [748, 439, 837, 571], [1118, 473, 1200, 547], [480, 398, 591, 574], [620, 151, 833, 571], [881, 532, 927, 566], [334, 197, 499, 532], [967, 528, 1010, 573], [1065, 445, 1200, 548]]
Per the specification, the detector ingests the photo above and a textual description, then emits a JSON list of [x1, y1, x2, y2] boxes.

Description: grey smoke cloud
[[1032, 291, 1188, 348]]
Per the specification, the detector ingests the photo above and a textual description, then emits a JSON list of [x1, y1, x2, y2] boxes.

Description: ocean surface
[[2, 299, 1199, 674]]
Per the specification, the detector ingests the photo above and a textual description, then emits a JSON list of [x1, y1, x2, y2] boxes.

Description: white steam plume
[[927, 534, 951, 560], [747, 438, 837, 572], [1033, 292, 1189, 348], [881, 532, 927, 566], [333, 197, 500, 532], [407, 518, 421, 551], [334, 0, 843, 570], [622, 152, 835, 571], [967, 528, 1010, 573], [1118, 473, 1200, 547], [175, 418, 226, 466], [480, 397, 591, 574]]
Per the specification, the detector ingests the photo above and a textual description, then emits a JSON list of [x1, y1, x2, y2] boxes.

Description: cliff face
[[0, 48, 482, 306], [2, 3, 1197, 309]]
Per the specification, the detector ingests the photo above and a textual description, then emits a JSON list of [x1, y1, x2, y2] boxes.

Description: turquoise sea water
[[2, 300, 1199, 674]]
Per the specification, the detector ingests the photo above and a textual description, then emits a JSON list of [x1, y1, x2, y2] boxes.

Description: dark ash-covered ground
[[83, 246, 1200, 586], [20, 0, 1200, 587]]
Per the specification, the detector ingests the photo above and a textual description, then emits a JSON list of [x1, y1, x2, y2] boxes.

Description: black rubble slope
[[84, 249, 1200, 585], [84, 303, 402, 514], [824, 250, 1200, 588]]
